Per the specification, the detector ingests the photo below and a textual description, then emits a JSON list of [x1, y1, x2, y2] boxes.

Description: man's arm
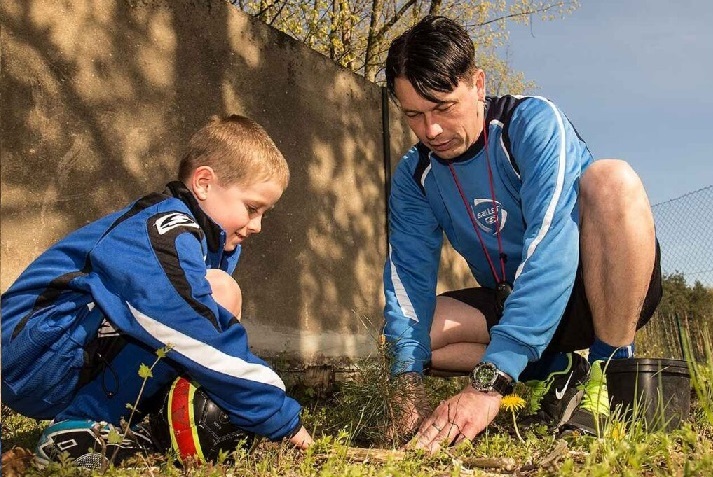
[[481, 96, 593, 380], [383, 148, 444, 375]]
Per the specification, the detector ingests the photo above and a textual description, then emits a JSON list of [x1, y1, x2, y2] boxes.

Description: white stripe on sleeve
[[128, 302, 286, 390], [389, 247, 418, 322], [515, 97, 567, 279]]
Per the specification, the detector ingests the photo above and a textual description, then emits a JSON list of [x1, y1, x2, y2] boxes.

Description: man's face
[[394, 73, 484, 160]]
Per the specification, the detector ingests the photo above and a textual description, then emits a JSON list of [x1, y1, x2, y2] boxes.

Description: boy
[[1, 115, 313, 467]]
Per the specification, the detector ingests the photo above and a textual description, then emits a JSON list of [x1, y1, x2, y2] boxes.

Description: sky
[[504, 0, 713, 205]]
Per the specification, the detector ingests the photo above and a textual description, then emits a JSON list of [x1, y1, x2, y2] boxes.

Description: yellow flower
[[501, 393, 527, 443], [607, 421, 626, 440], [500, 394, 527, 413]]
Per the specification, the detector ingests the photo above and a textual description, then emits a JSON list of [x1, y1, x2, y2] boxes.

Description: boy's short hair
[[179, 115, 289, 189], [385, 15, 477, 103]]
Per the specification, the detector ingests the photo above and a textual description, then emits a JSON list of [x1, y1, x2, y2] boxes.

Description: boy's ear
[[190, 166, 216, 201]]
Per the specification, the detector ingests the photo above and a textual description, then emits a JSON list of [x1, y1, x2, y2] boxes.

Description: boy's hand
[[288, 426, 313, 450]]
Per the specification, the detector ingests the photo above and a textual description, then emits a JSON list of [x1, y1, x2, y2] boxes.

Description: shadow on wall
[[0, 0, 393, 361], [218, 6, 388, 357], [1, 0, 229, 281]]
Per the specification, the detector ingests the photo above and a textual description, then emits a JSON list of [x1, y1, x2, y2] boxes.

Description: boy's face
[[195, 170, 284, 252]]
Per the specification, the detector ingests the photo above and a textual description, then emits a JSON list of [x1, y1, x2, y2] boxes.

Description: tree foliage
[[658, 272, 713, 325], [230, 0, 579, 93], [636, 273, 713, 360], [656, 272, 713, 359]]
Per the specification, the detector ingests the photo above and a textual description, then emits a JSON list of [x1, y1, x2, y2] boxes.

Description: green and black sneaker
[[521, 352, 591, 430], [560, 360, 611, 436]]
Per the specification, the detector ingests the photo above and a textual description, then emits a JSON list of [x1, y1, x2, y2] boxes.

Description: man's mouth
[[430, 140, 452, 152]]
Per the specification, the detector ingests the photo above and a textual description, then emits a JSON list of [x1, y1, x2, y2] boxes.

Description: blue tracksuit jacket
[[384, 95, 594, 380], [1, 181, 301, 440]]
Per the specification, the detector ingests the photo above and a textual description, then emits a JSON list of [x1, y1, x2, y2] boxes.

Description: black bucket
[[605, 358, 691, 431]]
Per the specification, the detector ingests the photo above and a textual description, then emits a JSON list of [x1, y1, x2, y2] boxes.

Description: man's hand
[[412, 385, 501, 453], [288, 425, 313, 450], [386, 372, 432, 445]]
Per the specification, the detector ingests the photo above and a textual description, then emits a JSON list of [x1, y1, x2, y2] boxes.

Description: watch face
[[473, 363, 497, 388]]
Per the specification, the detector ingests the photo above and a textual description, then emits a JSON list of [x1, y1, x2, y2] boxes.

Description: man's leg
[[430, 296, 491, 373], [402, 291, 588, 435], [579, 159, 656, 350], [567, 159, 658, 434]]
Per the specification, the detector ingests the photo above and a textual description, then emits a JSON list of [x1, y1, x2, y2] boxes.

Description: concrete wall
[[0, 0, 472, 365]]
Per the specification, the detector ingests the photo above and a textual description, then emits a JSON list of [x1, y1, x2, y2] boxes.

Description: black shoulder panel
[[147, 211, 218, 331], [412, 143, 432, 194], [485, 95, 529, 175]]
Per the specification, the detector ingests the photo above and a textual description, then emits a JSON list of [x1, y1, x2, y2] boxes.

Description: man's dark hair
[[385, 15, 476, 103]]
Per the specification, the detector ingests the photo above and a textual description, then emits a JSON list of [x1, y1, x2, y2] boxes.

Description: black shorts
[[440, 241, 662, 353]]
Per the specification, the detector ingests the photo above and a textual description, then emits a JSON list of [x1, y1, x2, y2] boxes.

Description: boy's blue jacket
[[1, 181, 301, 441], [384, 95, 594, 381]]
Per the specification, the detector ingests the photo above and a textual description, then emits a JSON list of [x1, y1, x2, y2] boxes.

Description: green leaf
[[107, 427, 123, 445], [138, 363, 153, 379]]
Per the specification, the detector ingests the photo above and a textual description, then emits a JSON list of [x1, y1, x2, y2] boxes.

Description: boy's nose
[[247, 215, 262, 234]]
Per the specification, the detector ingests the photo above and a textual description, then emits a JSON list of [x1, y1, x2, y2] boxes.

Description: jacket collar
[[165, 181, 225, 253]]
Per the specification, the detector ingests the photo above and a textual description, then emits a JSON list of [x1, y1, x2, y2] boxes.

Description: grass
[[4, 342, 713, 476]]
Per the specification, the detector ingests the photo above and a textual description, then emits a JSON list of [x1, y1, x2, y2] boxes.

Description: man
[[382, 16, 661, 453]]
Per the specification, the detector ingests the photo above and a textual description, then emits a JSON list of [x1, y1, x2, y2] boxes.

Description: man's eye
[[437, 103, 454, 112], [405, 112, 422, 118]]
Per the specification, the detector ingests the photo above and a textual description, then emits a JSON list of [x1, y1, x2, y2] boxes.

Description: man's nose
[[424, 113, 443, 139]]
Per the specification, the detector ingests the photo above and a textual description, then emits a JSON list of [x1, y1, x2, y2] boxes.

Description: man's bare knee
[[580, 159, 651, 215], [431, 296, 490, 350], [206, 269, 242, 319]]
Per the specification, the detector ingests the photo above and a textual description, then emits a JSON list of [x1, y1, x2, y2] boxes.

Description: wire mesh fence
[[653, 185, 713, 287], [637, 185, 713, 361]]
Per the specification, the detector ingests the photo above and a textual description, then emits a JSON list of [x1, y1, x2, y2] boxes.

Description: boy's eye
[[246, 205, 260, 215]]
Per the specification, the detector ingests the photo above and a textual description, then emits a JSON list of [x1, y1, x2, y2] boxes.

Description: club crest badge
[[472, 199, 507, 234]]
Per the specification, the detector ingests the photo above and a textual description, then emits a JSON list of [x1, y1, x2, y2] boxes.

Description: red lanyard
[[446, 120, 509, 288]]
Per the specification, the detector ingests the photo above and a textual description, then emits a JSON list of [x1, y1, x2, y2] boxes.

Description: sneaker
[[35, 419, 153, 469], [560, 360, 610, 436], [521, 352, 591, 429]]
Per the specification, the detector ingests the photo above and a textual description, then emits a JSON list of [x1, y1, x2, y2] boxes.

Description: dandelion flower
[[500, 394, 527, 443], [607, 422, 626, 440], [500, 394, 526, 413]]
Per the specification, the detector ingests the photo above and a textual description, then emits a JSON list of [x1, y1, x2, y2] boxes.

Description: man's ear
[[190, 166, 216, 201], [475, 69, 486, 101]]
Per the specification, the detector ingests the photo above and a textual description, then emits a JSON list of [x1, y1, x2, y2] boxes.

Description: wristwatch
[[470, 362, 514, 395]]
